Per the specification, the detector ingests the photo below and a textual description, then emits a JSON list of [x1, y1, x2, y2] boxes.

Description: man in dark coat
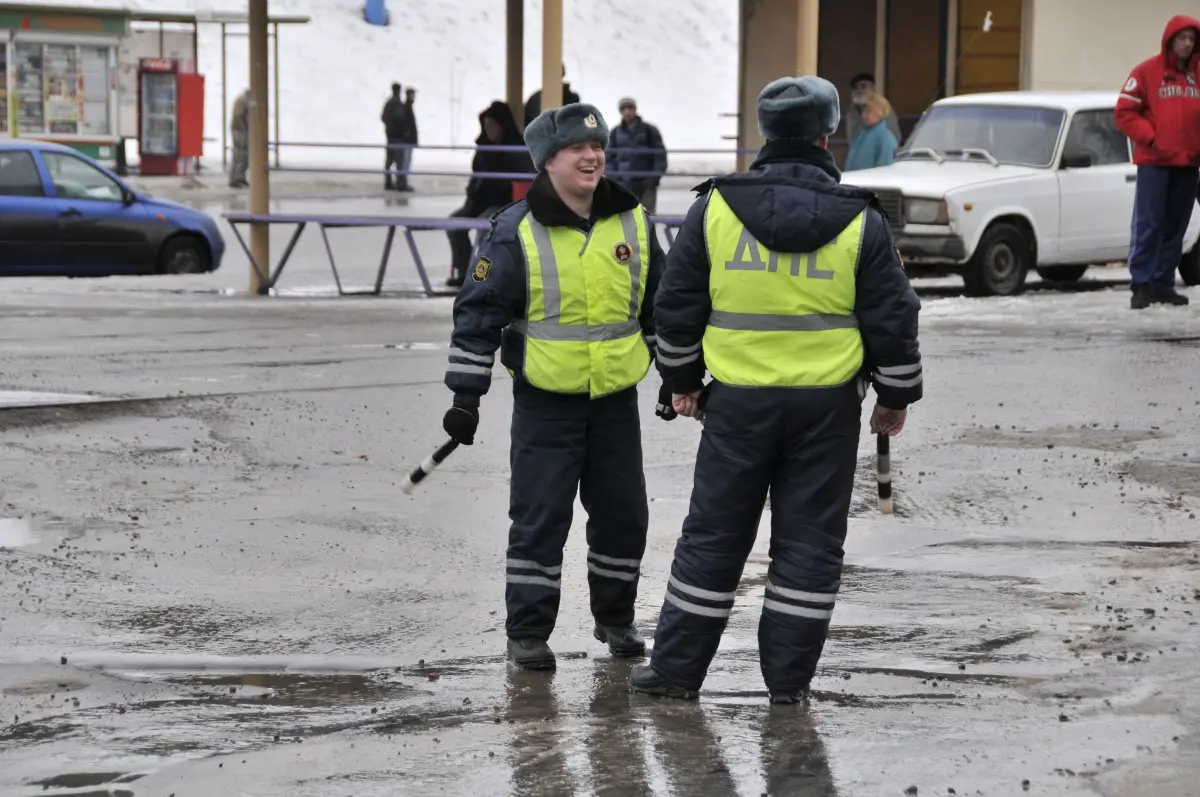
[[630, 75, 923, 703], [523, 65, 581, 131], [397, 87, 419, 192], [381, 82, 411, 191], [445, 101, 536, 287], [608, 97, 668, 213]]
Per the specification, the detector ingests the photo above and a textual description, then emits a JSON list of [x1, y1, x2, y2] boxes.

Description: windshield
[[899, 104, 1065, 167]]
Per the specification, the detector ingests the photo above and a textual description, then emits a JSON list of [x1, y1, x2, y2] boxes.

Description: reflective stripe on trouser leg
[[757, 384, 860, 694], [579, 387, 649, 628], [649, 383, 774, 690], [506, 390, 589, 640]]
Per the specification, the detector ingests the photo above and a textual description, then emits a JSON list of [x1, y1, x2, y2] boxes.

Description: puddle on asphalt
[[0, 518, 35, 547], [162, 670, 417, 708], [0, 517, 91, 549], [957, 425, 1165, 451], [32, 772, 143, 789]]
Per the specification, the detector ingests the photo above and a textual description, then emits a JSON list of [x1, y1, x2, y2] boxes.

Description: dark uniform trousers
[[505, 381, 650, 639], [648, 380, 862, 694]]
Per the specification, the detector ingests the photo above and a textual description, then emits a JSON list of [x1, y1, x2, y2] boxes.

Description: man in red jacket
[[1115, 15, 1200, 309]]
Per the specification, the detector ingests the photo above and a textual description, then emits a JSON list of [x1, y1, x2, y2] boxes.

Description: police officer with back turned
[[630, 75, 923, 702], [441, 103, 672, 671]]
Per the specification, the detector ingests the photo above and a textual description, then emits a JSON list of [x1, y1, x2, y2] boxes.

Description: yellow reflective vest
[[510, 209, 652, 396], [702, 188, 864, 387]]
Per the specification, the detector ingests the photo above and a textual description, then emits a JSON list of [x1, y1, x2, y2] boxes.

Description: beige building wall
[[1026, 0, 1186, 91]]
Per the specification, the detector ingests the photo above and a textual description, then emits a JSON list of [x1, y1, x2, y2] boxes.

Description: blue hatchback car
[[0, 140, 225, 276]]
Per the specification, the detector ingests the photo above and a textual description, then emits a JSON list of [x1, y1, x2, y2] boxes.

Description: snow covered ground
[[44, 0, 740, 173]]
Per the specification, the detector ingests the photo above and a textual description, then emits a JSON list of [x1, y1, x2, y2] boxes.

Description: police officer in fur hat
[[441, 103, 673, 670], [630, 76, 924, 701]]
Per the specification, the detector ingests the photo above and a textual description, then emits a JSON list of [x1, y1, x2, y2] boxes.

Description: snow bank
[[45, 0, 740, 174]]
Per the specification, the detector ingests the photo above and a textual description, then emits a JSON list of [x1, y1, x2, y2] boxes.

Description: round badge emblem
[[613, 242, 633, 263]]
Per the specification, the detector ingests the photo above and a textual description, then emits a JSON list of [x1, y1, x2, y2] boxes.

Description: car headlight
[[904, 198, 949, 225]]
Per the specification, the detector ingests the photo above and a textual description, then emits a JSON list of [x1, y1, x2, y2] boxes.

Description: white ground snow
[[43, 0, 740, 172]]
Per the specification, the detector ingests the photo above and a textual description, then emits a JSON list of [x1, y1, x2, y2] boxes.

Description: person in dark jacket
[[608, 97, 668, 213], [523, 65, 581, 131], [381, 82, 411, 191], [441, 103, 671, 671], [630, 75, 923, 702], [397, 87, 419, 190], [445, 101, 536, 287], [1115, 15, 1200, 309]]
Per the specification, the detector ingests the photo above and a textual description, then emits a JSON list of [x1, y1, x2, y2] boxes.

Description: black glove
[[654, 383, 677, 421], [442, 405, 479, 445]]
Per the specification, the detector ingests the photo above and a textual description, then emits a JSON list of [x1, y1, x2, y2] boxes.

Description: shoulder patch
[[1123, 76, 1137, 92], [471, 256, 493, 282]]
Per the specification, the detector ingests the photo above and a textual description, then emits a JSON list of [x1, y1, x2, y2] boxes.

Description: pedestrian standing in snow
[[400, 87, 419, 189], [608, 97, 668, 213], [1115, 15, 1200, 309], [630, 75, 922, 702], [441, 103, 670, 671], [228, 88, 251, 188], [444, 101, 536, 287], [381, 82, 411, 191], [844, 94, 898, 172]]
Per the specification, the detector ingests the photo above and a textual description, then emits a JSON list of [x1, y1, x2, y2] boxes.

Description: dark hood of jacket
[[477, 101, 523, 145], [463, 101, 535, 214], [702, 139, 877, 253], [1161, 15, 1200, 70]]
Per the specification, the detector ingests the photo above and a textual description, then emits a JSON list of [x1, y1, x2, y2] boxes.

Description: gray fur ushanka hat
[[524, 103, 609, 171], [757, 75, 841, 141]]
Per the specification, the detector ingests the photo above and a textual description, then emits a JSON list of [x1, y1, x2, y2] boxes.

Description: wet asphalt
[[1, 184, 1198, 796]]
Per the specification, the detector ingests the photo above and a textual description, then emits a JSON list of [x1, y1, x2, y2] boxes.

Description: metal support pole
[[541, 0, 563, 111], [796, 0, 819, 76], [220, 22, 227, 168], [248, 0, 270, 295], [272, 22, 280, 168], [506, 0, 524, 127]]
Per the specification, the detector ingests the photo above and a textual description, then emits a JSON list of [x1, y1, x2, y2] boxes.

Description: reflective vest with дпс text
[[702, 188, 864, 387], [509, 209, 652, 396]]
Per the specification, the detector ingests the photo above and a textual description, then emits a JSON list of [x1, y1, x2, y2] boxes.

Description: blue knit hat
[[757, 76, 841, 141], [524, 103, 609, 172]]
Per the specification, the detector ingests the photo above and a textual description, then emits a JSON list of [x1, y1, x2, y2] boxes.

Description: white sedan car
[[840, 91, 1200, 296]]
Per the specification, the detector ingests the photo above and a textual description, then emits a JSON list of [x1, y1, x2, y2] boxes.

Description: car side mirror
[[122, 187, 137, 206], [1061, 151, 1092, 169]]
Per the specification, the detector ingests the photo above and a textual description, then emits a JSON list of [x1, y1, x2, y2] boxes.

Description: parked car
[[840, 91, 1200, 296], [0, 140, 224, 277]]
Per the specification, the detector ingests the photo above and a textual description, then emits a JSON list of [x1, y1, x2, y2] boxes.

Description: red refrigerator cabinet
[[137, 58, 205, 176]]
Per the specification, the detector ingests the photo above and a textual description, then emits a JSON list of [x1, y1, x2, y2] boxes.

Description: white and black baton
[[400, 438, 460, 494], [876, 433, 893, 515]]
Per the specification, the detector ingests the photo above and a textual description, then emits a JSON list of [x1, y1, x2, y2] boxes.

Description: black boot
[[768, 689, 811, 705], [445, 272, 464, 288], [507, 638, 556, 670], [1130, 284, 1152, 310], [1150, 287, 1190, 306], [593, 624, 646, 657], [629, 664, 698, 699]]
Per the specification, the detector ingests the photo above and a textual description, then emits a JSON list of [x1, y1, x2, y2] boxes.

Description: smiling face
[[545, 141, 605, 197]]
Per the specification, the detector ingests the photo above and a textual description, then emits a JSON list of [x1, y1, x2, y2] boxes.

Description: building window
[[11, 42, 111, 137]]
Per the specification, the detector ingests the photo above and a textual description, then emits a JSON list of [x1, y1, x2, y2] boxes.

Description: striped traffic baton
[[400, 438, 460, 494], [876, 433, 893, 514]]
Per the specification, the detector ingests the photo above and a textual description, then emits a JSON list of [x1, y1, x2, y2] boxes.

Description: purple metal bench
[[223, 212, 688, 297]]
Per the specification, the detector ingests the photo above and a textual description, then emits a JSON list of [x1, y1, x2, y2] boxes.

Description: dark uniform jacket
[[608, 117, 668, 196], [446, 172, 666, 407], [654, 139, 923, 409]]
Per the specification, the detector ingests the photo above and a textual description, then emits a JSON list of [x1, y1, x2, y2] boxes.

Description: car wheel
[[158, 236, 210, 275], [1035, 265, 1089, 283], [1180, 243, 1200, 286], [963, 223, 1031, 297]]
